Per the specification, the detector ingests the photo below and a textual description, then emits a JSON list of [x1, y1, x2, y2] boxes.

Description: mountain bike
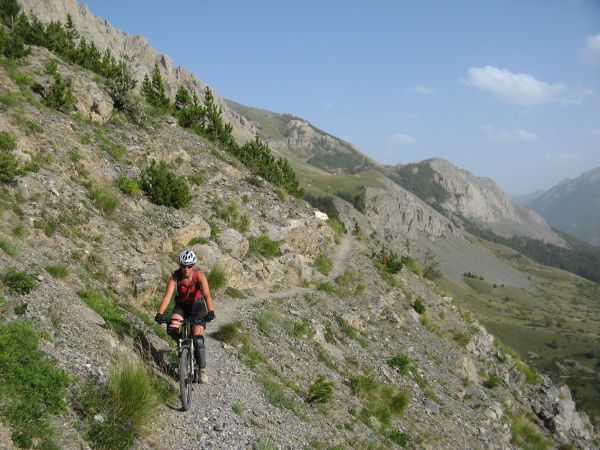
[[159, 316, 203, 411]]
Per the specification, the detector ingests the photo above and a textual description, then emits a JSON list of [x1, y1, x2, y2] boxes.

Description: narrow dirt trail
[[151, 237, 355, 449], [329, 234, 354, 280]]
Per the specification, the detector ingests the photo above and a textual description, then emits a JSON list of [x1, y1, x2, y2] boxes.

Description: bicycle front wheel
[[179, 346, 193, 410]]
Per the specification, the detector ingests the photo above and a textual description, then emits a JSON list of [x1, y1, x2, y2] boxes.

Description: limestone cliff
[[428, 158, 565, 246]]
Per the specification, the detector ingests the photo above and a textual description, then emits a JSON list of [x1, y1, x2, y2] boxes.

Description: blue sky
[[80, 0, 600, 195]]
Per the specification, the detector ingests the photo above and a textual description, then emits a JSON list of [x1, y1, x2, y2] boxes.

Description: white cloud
[[407, 85, 434, 94], [590, 128, 600, 136], [462, 66, 572, 106], [388, 133, 416, 145], [581, 34, 600, 68], [481, 125, 538, 142]]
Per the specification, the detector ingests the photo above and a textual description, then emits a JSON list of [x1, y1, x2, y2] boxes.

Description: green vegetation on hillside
[[461, 217, 600, 283], [439, 238, 600, 422], [0, 5, 304, 199], [0, 320, 70, 448], [385, 162, 449, 211]]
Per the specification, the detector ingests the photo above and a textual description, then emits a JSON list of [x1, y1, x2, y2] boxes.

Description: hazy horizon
[[78, 0, 600, 196]]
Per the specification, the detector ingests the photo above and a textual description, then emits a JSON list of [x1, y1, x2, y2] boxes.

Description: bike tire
[[179, 346, 193, 410]]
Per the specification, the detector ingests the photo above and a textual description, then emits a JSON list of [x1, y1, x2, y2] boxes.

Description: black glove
[[154, 313, 165, 324], [205, 311, 215, 322]]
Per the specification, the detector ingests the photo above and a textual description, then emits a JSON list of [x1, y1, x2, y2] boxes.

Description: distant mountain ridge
[[529, 167, 600, 246], [511, 189, 545, 207]]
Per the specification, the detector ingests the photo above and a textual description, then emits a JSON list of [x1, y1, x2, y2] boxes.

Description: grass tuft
[[2, 268, 37, 295]]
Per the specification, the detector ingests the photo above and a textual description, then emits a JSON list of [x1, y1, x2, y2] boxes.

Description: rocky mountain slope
[[0, 39, 596, 450], [385, 158, 565, 246], [529, 167, 600, 247]]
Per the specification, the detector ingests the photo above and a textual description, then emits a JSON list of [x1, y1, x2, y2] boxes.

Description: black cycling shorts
[[171, 300, 208, 328]]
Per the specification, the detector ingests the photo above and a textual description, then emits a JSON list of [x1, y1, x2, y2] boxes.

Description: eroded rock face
[[363, 178, 457, 245], [428, 158, 565, 246], [20, 0, 257, 143], [532, 383, 592, 442]]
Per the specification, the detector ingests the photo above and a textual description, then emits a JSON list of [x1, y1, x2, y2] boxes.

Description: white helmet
[[179, 250, 197, 266]]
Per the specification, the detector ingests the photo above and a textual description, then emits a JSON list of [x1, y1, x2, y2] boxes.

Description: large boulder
[[466, 324, 494, 357], [70, 75, 113, 123], [191, 242, 222, 271], [216, 228, 248, 259], [133, 263, 162, 306], [174, 217, 211, 247]]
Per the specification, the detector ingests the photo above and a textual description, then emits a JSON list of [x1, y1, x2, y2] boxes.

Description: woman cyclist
[[155, 250, 215, 383]]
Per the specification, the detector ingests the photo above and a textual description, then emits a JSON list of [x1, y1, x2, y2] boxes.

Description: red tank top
[[173, 269, 203, 304]]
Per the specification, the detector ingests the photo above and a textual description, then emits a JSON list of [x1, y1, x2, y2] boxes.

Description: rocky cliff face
[[529, 167, 600, 246], [19, 0, 258, 143], [428, 158, 565, 246]]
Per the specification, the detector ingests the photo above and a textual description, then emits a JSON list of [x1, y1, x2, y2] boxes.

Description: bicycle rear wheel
[[179, 346, 193, 410]]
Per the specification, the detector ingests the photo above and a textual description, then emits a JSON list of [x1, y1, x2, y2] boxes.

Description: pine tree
[[141, 74, 154, 104], [175, 85, 191, 110], [105, 56, 137, 111], [150, 62, 170, 108], [27, 17, 46, 46], [64, 13, 78, 56], [45, 73, 74, 112], [0, 0, 21, 27]]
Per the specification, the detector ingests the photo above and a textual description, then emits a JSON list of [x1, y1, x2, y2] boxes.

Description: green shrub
[[207, 264, 227, 290], [412, 299, 426, 314], [232, 401, 245, 415], [115, 175, 141, 196], [515, 361, 541, 384], [78, 289, 136, 338], [45, 73, 75, 112], [216, 321, 247, 346], [349, 373, 409, 426], [255, 309, 279, 334], [89, 185, 119, 215], [306, 375, 333, 404], [0, 131, 17, 151], [0, 237, 20, 257], [510, 414, 551, 450], [187, 173, 205, 186], [388, 354, 413, 374], [225, 286, 247, 299], [313, 253, 332, 276], [44, 60, 58, 76], [387, 430, 412, 447], [240, 343, 266, 369], [85, 362, 160, 450], [317, 282, 338, 295], [2, 268, 37, 295], [68, 147, 83, 162], [374, 249, 404, 274], [403, 257, 422, 277], [0, 151, 20, 183], [327, 217, 346, 236], [453, 331, 471, 347], [484, 374, 501, 389], [45, 264, 69, 279], [234, 213, 251, 233], [213, 200, 240, 222], [257, 374, 303, 416], [248, 234, 281, 258], [0, 320, 70, 449], [140, 161, 192, 209]]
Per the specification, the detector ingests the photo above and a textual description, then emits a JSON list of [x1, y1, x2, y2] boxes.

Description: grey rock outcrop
[[216, 228, 249, 259], [428, 158, 565, 245], [363, 177, 457, 245]]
